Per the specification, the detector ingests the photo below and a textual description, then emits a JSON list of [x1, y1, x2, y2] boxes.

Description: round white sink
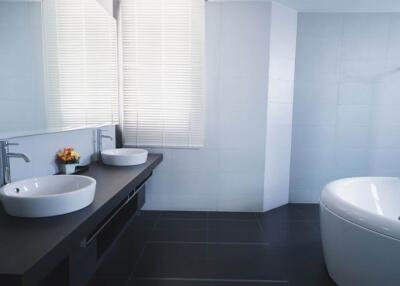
[[0, 175, 96, 218], [101, 148, 148, 166]]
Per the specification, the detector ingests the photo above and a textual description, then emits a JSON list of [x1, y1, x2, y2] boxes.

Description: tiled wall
[[263, 2, 297, 211], [8, 125, 115, 182], [290, 13, 400, 202], [0, 2, 46, 132], [144, 2, 270, 212]]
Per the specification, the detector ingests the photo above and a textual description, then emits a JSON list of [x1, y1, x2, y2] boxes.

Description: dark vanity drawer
[[86, 172, 151, 261]]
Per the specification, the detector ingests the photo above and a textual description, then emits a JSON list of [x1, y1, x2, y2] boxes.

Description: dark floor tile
[[160, 211, 208, 219], [286, 244, 336, 286], [94, 205, 332, 286], [285, 204, 320, 221], [260, 220, 321, 246], [258, 204, 320, 223], [133, 242, 209, 279], [208, 219, 261, 231], [154, 218, 207, 231], [129, 278, 289, 286], [129, 211, 161, 231], [208, 219, 264, 243], [208, 211, 257, 220], [150, 228, 207, 242], [87, 275, 129, 286], [204, 244, 289, 281], [134, 242, 289, 281]]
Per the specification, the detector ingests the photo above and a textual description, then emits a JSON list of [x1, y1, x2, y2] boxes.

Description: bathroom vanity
[[0, 154, 162, 286]]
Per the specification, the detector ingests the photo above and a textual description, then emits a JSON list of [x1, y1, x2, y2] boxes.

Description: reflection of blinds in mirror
[[121, 0, 205, 148], [42, 0, 119, 128]]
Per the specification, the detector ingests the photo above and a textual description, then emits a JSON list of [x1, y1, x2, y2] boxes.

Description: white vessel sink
[[0, 175, 96, 218], [101, 148, 148, 166]]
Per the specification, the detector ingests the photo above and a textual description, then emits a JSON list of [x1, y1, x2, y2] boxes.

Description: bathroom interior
[[1, 0, 400, 285]]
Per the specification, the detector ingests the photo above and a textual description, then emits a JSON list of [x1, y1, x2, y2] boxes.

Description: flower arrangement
[[57, 147, 80, 165]]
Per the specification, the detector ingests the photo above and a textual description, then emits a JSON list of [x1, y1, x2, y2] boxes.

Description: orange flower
[[57, 147, 80, 164]]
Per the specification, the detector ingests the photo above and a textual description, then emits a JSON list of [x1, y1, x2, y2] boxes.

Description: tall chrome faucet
[[97, 129, 113, 160], [0, 140, 30, 186]]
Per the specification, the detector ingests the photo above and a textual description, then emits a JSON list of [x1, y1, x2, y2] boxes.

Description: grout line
[[158, 217, 259, 222], [145, 241, 270, 246], [207, 217, 259, 222], [157, 217, 208, 222], [132, 277, 289, 284]]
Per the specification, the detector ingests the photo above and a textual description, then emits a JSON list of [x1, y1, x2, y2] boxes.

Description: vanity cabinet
[[0, 154, 162, 286]]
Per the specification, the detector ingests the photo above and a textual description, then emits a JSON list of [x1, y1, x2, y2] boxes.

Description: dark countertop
[[0, 154, 162, 286]]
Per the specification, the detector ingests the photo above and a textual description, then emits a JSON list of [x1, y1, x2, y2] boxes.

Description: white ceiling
[[273, 0, 400, 12]]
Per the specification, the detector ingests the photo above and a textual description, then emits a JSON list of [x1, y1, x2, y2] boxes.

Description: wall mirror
[[0, 0, 118, 139]]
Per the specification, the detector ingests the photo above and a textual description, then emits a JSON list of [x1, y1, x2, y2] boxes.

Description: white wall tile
[[338, 82, 373, 105], [269, 57, 296, 81], [370, 125, 400, 148], [373, 75, 400, 106], [217, 171, 264, 212], [269, 2, 297, 60], [298, 13, 343, 39], [337, 105, 371, 126], [263, 3, 297, 211], [387, 15, 400, 64], [335, 124, 370, 148], [219, 2, 269, 77], [292, 124, 336, 149], [268, 79, 294, 103], [341, 14, 389, 60], [369, 149, 400, 175], [340, 59, 387, 82], [295, 54, 340, 83], [293, 101, 337, 125], [291, 12, 400, 203]]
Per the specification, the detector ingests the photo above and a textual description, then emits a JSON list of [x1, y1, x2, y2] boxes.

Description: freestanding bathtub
[[320, 177, 400, 286]]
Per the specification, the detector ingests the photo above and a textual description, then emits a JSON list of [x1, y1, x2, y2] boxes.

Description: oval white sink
[[0, 175, 96, 218], [101, 148, 148, 166]]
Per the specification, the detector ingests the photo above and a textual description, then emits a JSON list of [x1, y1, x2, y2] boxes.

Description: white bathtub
[[320, 177, 400, 286]]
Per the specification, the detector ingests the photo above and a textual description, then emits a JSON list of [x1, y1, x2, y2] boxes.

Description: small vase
[[61, 163, 78, 175]]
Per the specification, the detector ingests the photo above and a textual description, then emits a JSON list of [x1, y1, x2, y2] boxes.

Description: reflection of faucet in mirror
[[97, 129, 113, 160], [0, 140, 31, 186]]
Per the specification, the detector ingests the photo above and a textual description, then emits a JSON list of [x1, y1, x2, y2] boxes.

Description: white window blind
[[42, 0, 119, 129], [121, 0, 205, 148]]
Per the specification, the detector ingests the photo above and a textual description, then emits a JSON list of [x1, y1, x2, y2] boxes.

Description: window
[[42, 0, 119, 129], [120, 0, 205, 147]]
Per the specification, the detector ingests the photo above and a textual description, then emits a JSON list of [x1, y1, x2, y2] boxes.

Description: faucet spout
[[7, 153, 31, 163], [0, 141, 30, 186]]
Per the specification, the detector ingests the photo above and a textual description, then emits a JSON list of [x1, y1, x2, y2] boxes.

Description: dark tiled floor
[[88, 204, 336, 286]]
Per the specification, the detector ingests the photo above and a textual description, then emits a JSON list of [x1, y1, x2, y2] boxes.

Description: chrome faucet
[[97, 129, 113, 160], [0, 140, 30, 186]]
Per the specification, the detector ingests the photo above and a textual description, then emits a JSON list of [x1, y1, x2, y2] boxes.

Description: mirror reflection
[[0, 0, 118, 138], [0, 0, 45, 134]]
